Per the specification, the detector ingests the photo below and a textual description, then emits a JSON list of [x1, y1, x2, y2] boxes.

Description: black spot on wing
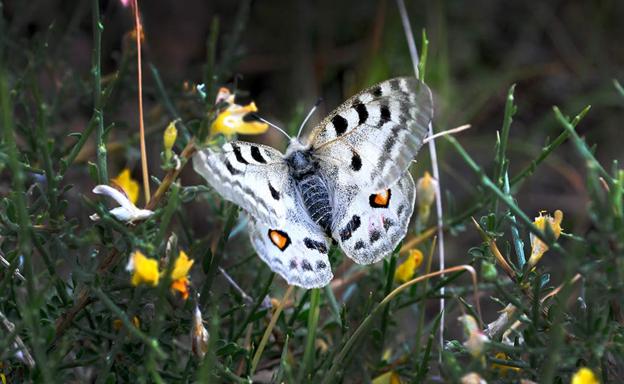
[[304, 237, 328, 254], [370, 230, 382, 243], [383, 218, 395, 231], [250, 146, 267, 163], [224, 159, 241, 175], [380, 105, 391, 124], [231, 143, 249, 165], [397, 204, 406, 217], [332, 114, 348, 136], [268, 182, 280, 200], [301, 260, 313, 271], [354, 103, 368, 125], [351, 151, 362, 171], [372, 85, 382, 98], [354, 240, 365, 250], [339, 215, 361, 241], [289, 260, 297, 269]]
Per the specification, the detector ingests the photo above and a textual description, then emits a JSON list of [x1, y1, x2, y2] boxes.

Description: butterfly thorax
[[285, 148, 332, 233]]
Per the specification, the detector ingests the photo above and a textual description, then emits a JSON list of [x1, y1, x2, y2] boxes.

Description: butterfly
[[193, 77, 434, 288]]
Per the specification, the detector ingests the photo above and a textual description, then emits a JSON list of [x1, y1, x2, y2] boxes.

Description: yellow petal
[[163, 121, 178, 152], [111, 168, 140, 205], [210, 101, 268, 137], [171, 277, 190, 300], [171, 250, 194, 281], [129, 250, 160, 286], [527, 210, 564, 268], [491, 352, 521, 375], [394, 249, 423, 283], [571, 367, 599, 384], [372, 371, 402, 384]]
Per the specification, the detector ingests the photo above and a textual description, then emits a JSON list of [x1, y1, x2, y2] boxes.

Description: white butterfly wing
[[309, 77, 433, 192], [330, 172, 415, 264], [248, 209, 333, 289], [193, 142, 288, 227], [194, 142, 332, 288]]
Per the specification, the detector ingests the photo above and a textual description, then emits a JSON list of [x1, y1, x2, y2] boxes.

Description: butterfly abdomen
[[298, 174, 332, 232], [286, 149, 333, 233]]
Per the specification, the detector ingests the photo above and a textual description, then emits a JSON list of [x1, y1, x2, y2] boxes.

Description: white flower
[[91, 185, 153, 223]]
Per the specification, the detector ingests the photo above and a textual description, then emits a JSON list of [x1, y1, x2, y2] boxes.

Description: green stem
[[494, 84, 516, 192], [553, 106, 612, 187], [446, 135, 564, 251], [510, 105, 590, 187], [1, 68, 53, 381], [300, 288, 321, 382], [92, 0, 107, 184], [93, 288, 167, 360]]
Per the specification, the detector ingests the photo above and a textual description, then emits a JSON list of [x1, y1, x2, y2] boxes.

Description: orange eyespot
[[269, 229, 291, 251], [370, 189, 391, 208]]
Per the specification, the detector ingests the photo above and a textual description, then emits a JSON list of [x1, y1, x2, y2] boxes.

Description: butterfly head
[[285, 140, 316, 178]]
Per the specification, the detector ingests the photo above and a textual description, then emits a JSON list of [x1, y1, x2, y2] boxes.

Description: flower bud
[[163, 121, 178, 160], [416, 171, 437, 224]]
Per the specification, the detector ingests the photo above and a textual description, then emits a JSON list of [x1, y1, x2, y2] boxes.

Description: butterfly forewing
[[193, 142, 288, 227], [194, 142, 333, 288], [309, 77, 433, 191]]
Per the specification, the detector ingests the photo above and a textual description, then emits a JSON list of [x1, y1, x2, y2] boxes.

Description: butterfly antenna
[[296, 98, 323, 140], [250, 113, 292, 141]]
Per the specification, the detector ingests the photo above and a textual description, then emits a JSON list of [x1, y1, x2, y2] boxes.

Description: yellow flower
[[416, 171, 437, 224], [491, 352, 521, 375], [163, 120, 178, 159], [111, 168, 140, 205], [191, 305, 210, 359], [127, 250, 159, 286], [210, 88, 268, 137], [0, 361, 6, 384], [372, 370, 402, 384], [527, 210, 563, 268], [394, 249, 424, 283], [170, 250, 194, 300], [571, 367, 599, 384], [171, 250, 194, 280]]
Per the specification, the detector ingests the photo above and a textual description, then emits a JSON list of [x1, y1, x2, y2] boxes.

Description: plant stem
[[300, 288, 321, 382], [93, 288, 167, 359], [250, 285, 294, 376], [321, 265, 480, 384], [92, 0, 107, 184], [1, 67, 53, 381], [132, 0, 150, 202]]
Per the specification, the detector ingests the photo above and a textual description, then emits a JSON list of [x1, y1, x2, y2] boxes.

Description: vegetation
[[0, 0, 622, 382]]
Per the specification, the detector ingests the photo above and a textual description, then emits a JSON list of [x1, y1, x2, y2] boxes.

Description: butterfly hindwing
[[309, 77, 433, 191], [330, 172, 415, 264], [248, 211, 333, 289], [193, 142, 288, 227]]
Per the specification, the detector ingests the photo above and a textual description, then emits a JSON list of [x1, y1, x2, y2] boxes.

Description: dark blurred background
[[3, 0, 624, 271]]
